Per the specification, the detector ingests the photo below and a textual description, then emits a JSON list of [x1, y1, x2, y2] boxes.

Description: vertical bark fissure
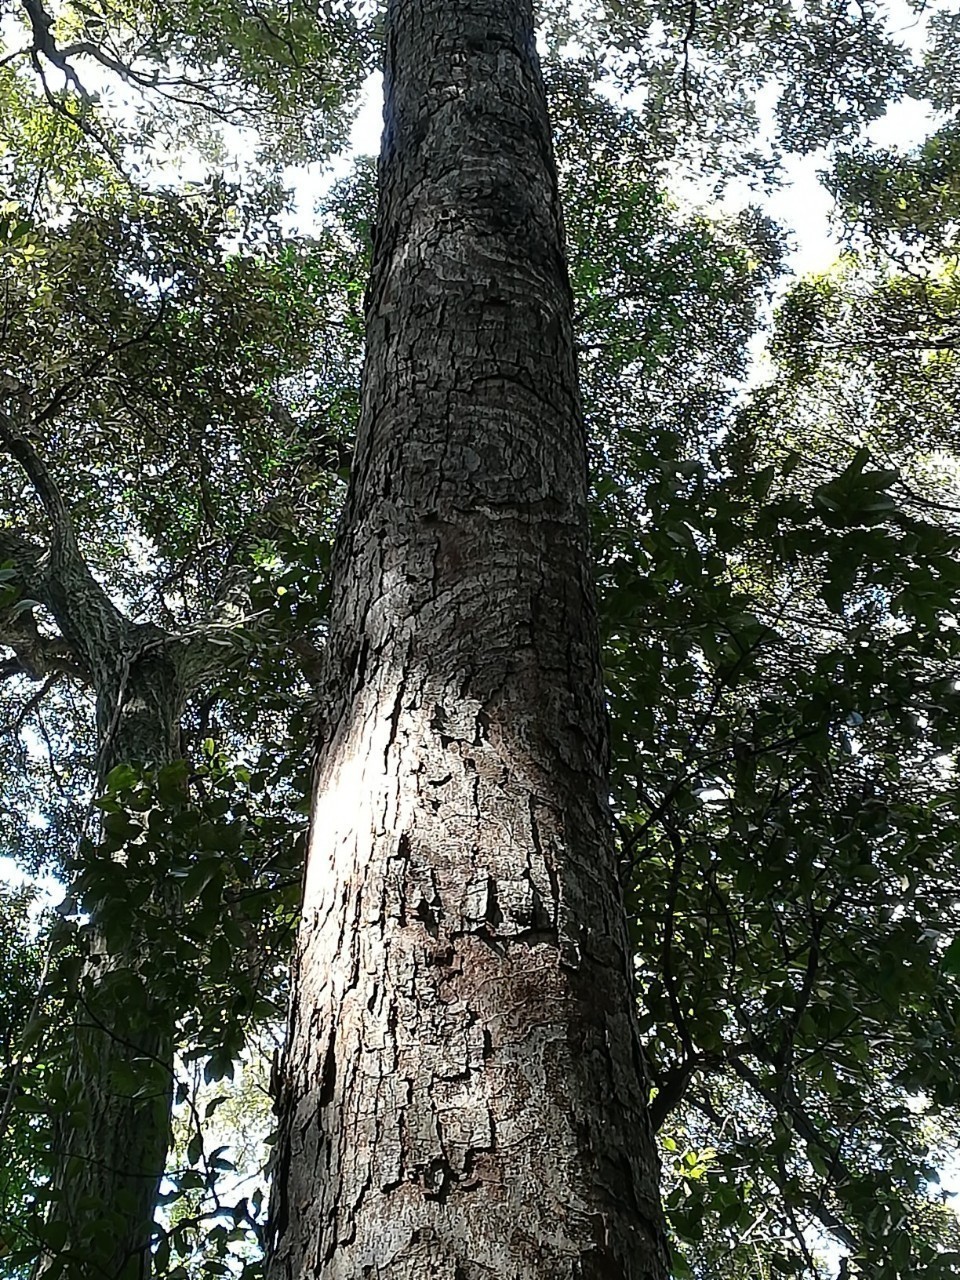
[[269, 2, 669, 1278]]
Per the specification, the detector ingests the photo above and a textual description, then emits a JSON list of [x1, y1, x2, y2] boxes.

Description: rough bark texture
[[267, 2, 670, 1277]]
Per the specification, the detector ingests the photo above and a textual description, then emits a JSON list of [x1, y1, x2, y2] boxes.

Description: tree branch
[[727, 1051, 860, 1253], [0, 607, 87, 682], [1, 670, 63, 736], [0, 385, 125, 673]]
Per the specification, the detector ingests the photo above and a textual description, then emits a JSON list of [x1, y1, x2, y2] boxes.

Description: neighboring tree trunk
[[0, 419, 234, 1278], [39, 638, 187, 1280], [267, 2, 669, 1277]]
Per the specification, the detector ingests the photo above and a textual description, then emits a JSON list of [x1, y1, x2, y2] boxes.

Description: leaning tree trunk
[[267, 2, 670, 1276], [41, 634, 187, 1280]]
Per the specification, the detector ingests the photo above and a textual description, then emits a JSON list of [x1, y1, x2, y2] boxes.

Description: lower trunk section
[[40, 653, 185, 1280], [43, 969, 173, 1280], [269, 659, 667, 1279]]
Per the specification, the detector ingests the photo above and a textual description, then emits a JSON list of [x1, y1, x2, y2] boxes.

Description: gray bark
[[267, 2, 669, 1277]]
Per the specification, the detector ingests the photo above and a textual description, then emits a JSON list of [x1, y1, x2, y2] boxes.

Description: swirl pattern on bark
[[267, 1, 669, 1276]]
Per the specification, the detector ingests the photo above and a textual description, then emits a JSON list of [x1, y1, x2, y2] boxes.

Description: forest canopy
[[1, 1, 960, 1277]]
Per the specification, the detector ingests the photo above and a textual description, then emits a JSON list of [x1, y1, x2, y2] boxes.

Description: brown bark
[[267, 2, 669, 1277]]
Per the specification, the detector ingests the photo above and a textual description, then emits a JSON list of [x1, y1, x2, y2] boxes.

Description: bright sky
[[286, 0, 944, 286], [727, 0, 942, 277]]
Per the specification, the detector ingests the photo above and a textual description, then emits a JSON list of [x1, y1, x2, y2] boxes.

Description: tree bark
[[0, 401, 192, 1279], [41, 638, 187, 1280], [267, 2, 669, 1277]]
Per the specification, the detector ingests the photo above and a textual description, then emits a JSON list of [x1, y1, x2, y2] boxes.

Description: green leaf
[[102, 810, 141, 842], [186, 1132, 204, 1166], [208, 934, 232, 977], [941, 935, 960, 976], [182, 859, 222, 904]]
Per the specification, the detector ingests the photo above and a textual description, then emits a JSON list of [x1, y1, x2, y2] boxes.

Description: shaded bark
[[0, 410, 234, 1278], [267, 2, 670, 1277], [36, 637, 188, 1280]]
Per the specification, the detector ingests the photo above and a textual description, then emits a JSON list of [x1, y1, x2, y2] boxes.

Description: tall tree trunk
[[267, 2, 669, 1276], [41, 638, 186, 1280]]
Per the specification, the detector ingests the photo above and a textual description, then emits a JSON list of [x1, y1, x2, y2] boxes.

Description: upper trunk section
[[95, 626, 186, 774], [267, 2, 669, 1277]]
